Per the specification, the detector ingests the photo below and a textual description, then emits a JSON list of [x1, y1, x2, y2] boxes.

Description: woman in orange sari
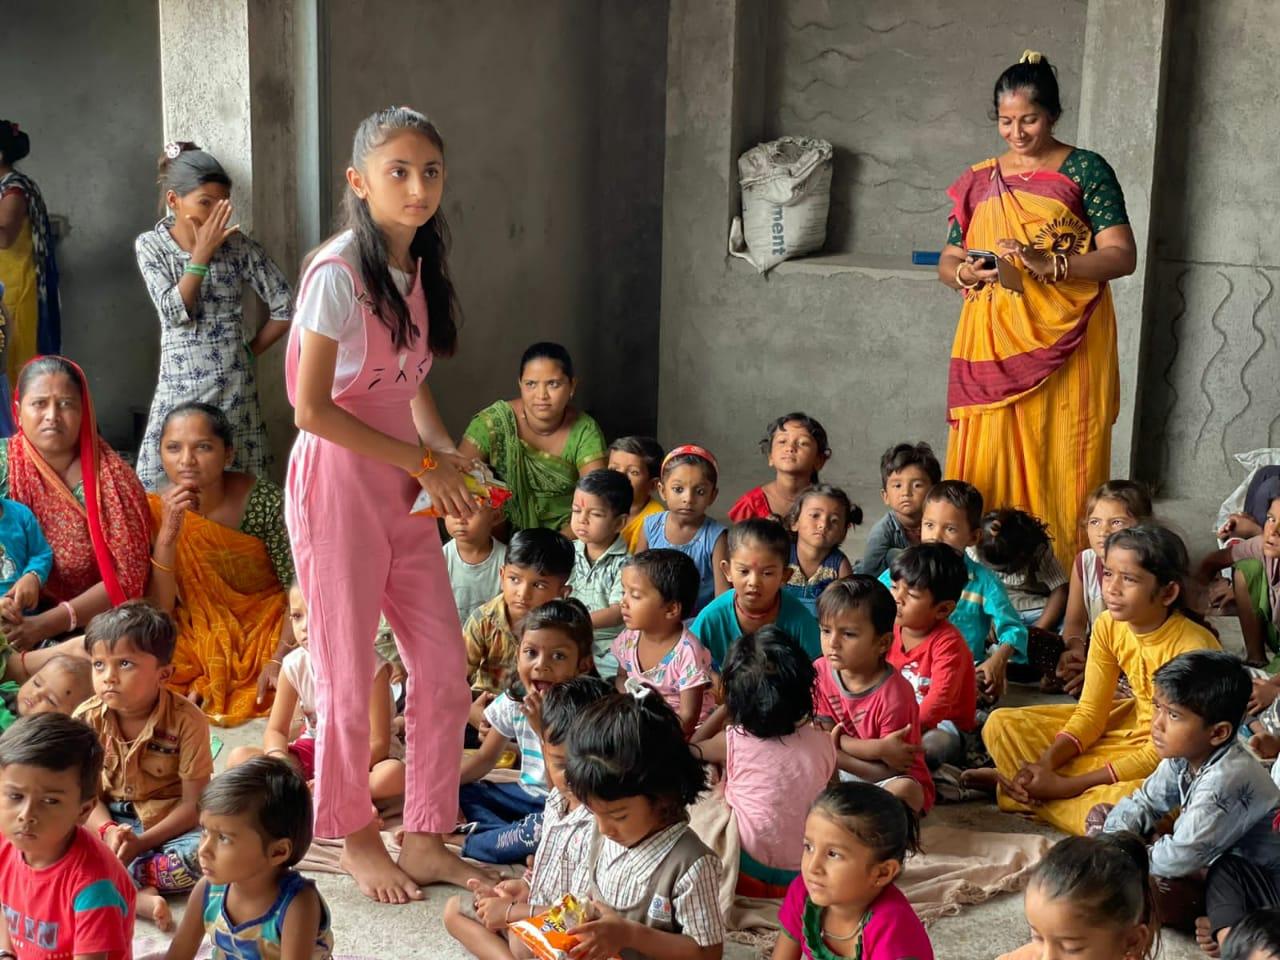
[[0, 356, 151, 649], [938, 51, 1137, 575], [147, 401, 293, 725]]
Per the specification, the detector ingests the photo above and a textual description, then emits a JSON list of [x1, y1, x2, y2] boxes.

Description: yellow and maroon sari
[[945, 157, 1121, 571]]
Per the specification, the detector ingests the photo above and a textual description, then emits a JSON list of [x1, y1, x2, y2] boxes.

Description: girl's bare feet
[[138, 886, 174, 932], [399, 830, 496, 889], [338, 819, 424, 904], [959, 767, 1000, 793], [1196, 916, 1222, 957]]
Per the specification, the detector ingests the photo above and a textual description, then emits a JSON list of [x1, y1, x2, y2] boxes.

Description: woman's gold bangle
[[150, 556, 175, 574], [954, 260, 980, 290]]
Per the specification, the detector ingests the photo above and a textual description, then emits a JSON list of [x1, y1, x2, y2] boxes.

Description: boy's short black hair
[[506, 528, 575, 580], [608, 436, 665, 480], [541, 675, 614, 746], [83, 600, 177, 665], [576, 468, 634, 520], [519, 598, 594, 660], [0, 713, 103, 802], [1153, 650, 1252, 729], [624, 549, 700, 619], [889, 543, 968, 605], [923, 479, 984, 531], [200, 756, 313, 867], [727, 518, 791, 565], [879, 442, 942, 488], [721, 626, 816, 738], [1223, 907, 1280, 960], [817, 576, 897, 636]]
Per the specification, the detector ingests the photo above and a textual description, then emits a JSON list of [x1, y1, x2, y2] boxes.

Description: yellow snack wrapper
[[508, 894, 620, 960], [410, 464, 511, 518]]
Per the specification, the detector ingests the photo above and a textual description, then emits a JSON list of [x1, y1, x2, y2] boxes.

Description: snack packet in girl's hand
[[410, 463, 511, 518], [508, 894, 621, 960]]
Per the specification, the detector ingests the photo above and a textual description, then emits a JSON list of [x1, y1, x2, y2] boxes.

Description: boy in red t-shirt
[[812, 576, 935, 812], [0, 713, 136, 960], [886, 543, 976, 770]]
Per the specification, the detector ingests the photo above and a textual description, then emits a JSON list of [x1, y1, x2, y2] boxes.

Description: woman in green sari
[[459, 342, 606, 533]]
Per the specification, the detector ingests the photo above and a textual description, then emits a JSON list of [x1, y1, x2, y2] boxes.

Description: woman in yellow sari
[[148, 401, 294, 725], [938, 52, 1137, 573]]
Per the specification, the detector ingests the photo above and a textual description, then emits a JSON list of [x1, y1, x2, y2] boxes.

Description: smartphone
[[966, 249, 998, 270]]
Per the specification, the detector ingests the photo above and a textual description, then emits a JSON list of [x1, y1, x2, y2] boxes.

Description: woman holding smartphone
[[937, 50, 1137, 573]]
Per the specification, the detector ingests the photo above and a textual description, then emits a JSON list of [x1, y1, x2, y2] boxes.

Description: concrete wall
[[322, 0, 667, 440], [764, 0, 1086, 256], [0, 0, 161, 450], [1136, 0, 1280, 504]]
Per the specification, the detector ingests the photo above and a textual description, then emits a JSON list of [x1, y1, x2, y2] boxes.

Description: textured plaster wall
[[322, 0, 667, 440], [0, 0, 161, 449], [763, 0, 1086, 257], [1136, 0, 1280, 502]]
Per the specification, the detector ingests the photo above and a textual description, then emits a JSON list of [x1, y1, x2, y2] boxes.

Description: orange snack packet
[[410, 464, 511, 518], [507, 894, 621, 960]]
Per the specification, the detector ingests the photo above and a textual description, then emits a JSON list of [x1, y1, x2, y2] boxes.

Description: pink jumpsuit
[[284, 242, 468, 838]]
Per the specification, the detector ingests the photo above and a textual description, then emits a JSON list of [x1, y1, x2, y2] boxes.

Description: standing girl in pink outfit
[[286, 106, 482, 903]]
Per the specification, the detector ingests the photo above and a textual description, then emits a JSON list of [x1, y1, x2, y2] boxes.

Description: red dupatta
[[9, 357, 151, 605]]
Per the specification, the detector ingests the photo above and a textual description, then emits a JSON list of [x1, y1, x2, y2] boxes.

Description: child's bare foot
[[339, 820, 423, 904], [1196, 916, 1221, 957], [138, 886, 174, 932], [959, 767, 1000, 793], [399, 830, 497, 889], [1251, 732, 1280, 759]]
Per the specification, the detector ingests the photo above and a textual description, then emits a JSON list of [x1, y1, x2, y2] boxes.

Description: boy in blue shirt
[[0, 496, 52, 621]]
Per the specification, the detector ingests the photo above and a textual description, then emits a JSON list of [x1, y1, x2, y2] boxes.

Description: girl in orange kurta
[[979, 526, 1219, 835], [937, 52, 1138, 573]]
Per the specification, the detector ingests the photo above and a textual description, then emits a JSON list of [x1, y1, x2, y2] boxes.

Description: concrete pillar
[[1075, 0, 1171, 477], [157, 0, 311, 478]]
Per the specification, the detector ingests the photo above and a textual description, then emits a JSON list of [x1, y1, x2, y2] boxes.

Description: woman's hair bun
[[0, 121, 31, 165]]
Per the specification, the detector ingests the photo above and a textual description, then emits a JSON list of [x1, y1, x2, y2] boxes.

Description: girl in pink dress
[[286, 106, 483, 903]]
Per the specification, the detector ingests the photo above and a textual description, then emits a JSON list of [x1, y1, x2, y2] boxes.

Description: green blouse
[[946, 147, 1130, 246]]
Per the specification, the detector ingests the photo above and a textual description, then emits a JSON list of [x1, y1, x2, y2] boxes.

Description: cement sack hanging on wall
[[728, 136, 833, 274]]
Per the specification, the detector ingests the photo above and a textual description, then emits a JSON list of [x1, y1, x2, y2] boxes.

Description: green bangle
[[184, 262, 209, 277]]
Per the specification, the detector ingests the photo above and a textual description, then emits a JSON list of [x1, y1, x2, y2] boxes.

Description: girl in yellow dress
[[977, 525, 1219, 834]]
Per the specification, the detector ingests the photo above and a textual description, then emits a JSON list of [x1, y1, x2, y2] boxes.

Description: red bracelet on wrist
[[98, 820, 118, 840]]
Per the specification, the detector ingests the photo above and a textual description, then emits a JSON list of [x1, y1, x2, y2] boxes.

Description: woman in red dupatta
[[0, 356, 151, 648]]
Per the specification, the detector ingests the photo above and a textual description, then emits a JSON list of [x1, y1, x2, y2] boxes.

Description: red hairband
[[662, 444, 718, 473]]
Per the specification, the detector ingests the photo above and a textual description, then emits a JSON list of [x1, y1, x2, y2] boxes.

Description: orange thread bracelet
[[409, 449, 437, 478]]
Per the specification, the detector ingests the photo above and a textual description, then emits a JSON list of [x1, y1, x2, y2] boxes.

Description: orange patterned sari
[[945, 159, 1120, 570], [149, 495, 286, 726]]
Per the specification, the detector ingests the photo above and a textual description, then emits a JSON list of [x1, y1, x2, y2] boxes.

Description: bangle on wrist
[[59, 600, 76, 632], [184, 262, 209, 277], [97, 820, 119, 840], [954, 260, 980, 290], [150, 556, 175, 574]]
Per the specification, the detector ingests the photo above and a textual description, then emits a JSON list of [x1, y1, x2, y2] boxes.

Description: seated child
[[1221, 909, 1280, 960], [0, 714, 136, 960], [464, 527, 574, 697], [772, 783, 933, 960], [729, 413, 831, 523], [884, 480, 1028, 702], [0, 495, 52, 623], [612, 549, 715, 736], [1198, 493, 1279, 668], [975, 508, 1069, 630], [691, 625, 836, 898], [884, 544, 975, 770], [567, 468, 632, 676], [977, 525, 1220, 835], [163, 757, 334, 959], [855, 441, 940, 577], [76, 601, 213, 929], [1101, 650, 1280, 933], [563, 690, 723, 959], [226, 583, 404, 805], [459, 599, 594, 864], [692, 518, 821, 668], [608, 435, 665, 553], [443, 504, 507, 628], [635, 445, 728, 616], [1058, 480, 1153, 695], [785, 483, 860, 617], [997, 833, 1156, 960], [443, 675, 611, 957], [6, 653, 93, 726], [813, 577, 934, 813]]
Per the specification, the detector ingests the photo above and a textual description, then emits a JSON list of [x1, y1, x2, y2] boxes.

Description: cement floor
[[160, 497, 1224, 958]]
